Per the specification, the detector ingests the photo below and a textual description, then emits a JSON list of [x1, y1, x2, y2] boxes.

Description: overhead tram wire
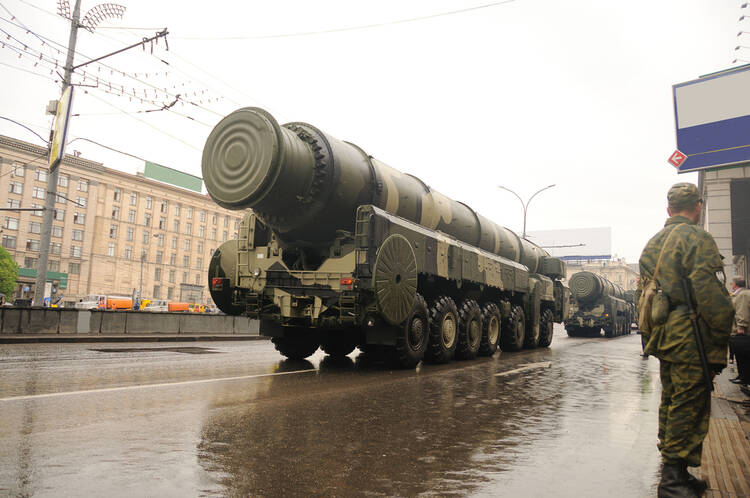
[[0, 115, 48, 143], [176, 0, 517, 41]]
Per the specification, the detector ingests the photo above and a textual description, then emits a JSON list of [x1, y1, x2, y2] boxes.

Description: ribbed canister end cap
[[201, 107, 281, 210]]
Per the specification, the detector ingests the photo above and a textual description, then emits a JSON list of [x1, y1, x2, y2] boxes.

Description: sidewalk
[[0, 333, 268, 343], [698, 365, 750, 497]]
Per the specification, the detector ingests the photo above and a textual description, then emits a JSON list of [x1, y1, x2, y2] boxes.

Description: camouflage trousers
[[658, 360, 711, 467]]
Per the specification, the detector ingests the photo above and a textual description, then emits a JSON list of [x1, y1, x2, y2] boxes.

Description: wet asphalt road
[[0, 326, 663, 497]]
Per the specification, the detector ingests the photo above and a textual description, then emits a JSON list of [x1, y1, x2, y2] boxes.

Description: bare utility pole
[[33, 0, 81, 306]]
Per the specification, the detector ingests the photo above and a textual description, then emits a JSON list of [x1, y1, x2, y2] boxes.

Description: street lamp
[[497, 184, 556, 238], [138, 233, 160, 305]]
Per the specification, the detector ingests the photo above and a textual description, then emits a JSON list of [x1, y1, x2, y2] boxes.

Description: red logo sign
[[668, 150, 686, 168]]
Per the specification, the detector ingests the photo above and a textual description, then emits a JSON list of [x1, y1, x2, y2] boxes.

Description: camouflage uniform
[[637, 183, 734, 467]]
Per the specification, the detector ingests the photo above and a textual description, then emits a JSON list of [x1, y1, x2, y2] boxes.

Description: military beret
[[667, 182, 701, 209]]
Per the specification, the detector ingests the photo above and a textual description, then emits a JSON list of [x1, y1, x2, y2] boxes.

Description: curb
[[0, 334, 270, 344]]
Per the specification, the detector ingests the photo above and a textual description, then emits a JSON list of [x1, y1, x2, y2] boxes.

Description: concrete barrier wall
[[0, 307, 260, 336]]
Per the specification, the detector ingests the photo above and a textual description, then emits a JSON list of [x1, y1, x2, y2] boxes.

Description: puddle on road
[[89, 347, 221, 355]]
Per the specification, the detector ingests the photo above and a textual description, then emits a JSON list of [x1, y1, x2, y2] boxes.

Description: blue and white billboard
[[673, 65, 750, 173]]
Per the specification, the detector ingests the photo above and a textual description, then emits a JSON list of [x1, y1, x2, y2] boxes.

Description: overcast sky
[[0, 0, 742, 261]]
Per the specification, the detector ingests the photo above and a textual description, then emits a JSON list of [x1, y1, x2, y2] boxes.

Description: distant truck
[[75, 295, 133, 310], [139, 300, 208, 313], [564, 272, 633, 337]]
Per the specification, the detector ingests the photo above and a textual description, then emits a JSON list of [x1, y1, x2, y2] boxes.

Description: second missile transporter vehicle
[[564, 271, 634, 338], [203, 107, 570, 368]]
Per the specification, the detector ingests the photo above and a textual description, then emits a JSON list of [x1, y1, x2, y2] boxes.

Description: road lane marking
[[0, 368, 318, 402], [494, 361, 551, 377]]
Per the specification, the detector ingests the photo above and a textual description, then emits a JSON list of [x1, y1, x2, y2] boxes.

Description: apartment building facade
[[0, 134, 244, 306]]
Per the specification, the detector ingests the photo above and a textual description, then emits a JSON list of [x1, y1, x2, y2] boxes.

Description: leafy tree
[[0, 246, 18, 297]]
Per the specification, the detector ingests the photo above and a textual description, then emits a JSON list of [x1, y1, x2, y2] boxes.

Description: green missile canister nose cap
[[667, 182, 701, 210], [201, 107, 282, 210]]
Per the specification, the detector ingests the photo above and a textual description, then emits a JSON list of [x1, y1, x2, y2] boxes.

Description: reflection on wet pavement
[[0, 331, 662, 496]]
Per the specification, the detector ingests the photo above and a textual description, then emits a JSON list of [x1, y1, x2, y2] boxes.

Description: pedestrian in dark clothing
[[729, 277, 750, 388]]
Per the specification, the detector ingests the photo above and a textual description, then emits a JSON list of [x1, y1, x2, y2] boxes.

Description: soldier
[[638, 183, 734, 498]]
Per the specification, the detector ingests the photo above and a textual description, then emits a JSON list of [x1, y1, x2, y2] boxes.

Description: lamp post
[[138, 234, 160, 305], [497, 184, 556, 238]]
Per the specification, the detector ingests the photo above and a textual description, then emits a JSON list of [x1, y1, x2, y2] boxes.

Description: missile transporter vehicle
[[203, 107, 569, 368], [564, 271, 633, 338]]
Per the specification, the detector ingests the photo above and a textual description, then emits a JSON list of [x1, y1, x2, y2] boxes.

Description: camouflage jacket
[[637, 215, 734, 365], [735, 288, 750, 331]]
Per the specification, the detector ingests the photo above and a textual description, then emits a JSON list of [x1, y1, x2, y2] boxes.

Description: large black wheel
[[478, 303, 501, 357], [320, 330, 358, 357], [500, 305, 525, 352], [456, 299, 482, 360], [537, 309, 555, 348], [272, 330, 320, 360], [391, 293, 430, 368], [425, 296, 459, 363]]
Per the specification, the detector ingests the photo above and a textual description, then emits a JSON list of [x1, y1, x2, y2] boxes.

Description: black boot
[[685, 471, 707, 495], [658, 462, 700, 497]]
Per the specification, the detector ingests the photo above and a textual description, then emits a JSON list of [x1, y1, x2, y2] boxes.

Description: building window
[[113, 188, 121, 202], [2, 235, 16, 249], [73, 212, 85, 225], [50, 242, 61, 254], [169, 269, 175, 283], [55, 193, 66, 204], [183, 255, 189, 267], [196, 257, 202, 268], [146, 196, 152, 209], [234, 219, 239, 230], [222, 231, 227, 241], [197, 241, 203, 253], [153, 285, 161, 299], [171, 237, 177, 250], [35, 169, 47, 182], [76, 196, 87, 207], [142, 231, 150, 244], [109, 224, 118, 239], [26, 239, 40, 252], [174, 205, 181, 217], [54, 208, 64, 221], [128, 210, 135, 223], [157, 234, 164, 247], [224, 216, 229, 228], [160, 200, 167, 213], [51, 226, 63, 237], [186, 207, 193, 220], [159, 217, 166, 230], [3, 217, 18, 230], [173, 220, 179, 232], [130, 192, 137, 206], [155, 267, 162, 281], [170, 253, 176, 265], [31, 204, 44, 217], [183, 271, 188, 283], [200, 210, 206, 222], [126, 227, 134, 242], [29, 221, 41, 234], [24, 256, 37, 267], [199, 225, 205, 238], [211, 228, 216, 240], [212, 214, 217, 225], [144, 213, 151, 227], [6, 199, 20, 209], [70, 245, 82, 258], [195, 274, 200, 285], [156, 251, 163, 264], [112, 206, 119, 219], [72, 229, 84, 241], [48, 260, 59, 272], [12, 163, 25, 177], [8, 181, 23, 194], [58, 175, 68, 187], [167, 287, 174, 299], [184, 239, 191, 252], [69, 262, 80, 274], [186, 223, 192, 235], [107, 242, 115, 256], [32, 186, 45, 199], [124, 246, 132, 259], [78, 179, 88, 192]]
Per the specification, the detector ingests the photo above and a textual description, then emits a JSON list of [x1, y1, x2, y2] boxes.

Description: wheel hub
[[442, 315, 456, 348]]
